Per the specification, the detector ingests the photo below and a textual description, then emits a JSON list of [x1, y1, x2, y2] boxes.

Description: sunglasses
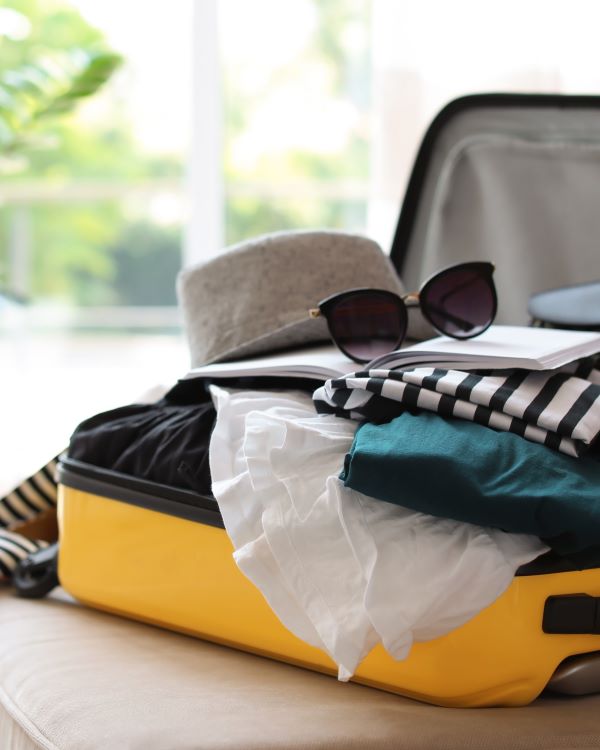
[[309, 261, 497, 364]]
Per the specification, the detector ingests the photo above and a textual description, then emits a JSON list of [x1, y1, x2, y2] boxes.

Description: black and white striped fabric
[[313, 358, 600, 458], [0, 456, 59, 529], [0, 529, 48, 579], [0, 456, 59, 580]]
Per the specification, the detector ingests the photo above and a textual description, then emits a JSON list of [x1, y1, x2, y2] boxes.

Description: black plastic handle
[[543, 594, 600, 634], [13, 542, 59, 599]]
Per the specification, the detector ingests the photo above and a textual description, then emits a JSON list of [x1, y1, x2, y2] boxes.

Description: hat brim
[[207, 315, 332, 364]]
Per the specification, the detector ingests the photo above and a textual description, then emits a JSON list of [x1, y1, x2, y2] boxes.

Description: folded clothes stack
[[203, 358, 600, 677]]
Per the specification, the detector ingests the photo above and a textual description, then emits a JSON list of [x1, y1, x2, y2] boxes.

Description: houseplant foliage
[[0, 46, 122, 167], [0, 1, 185, 308], [0, 1, 123, 304], [0, 0, 122, 163]]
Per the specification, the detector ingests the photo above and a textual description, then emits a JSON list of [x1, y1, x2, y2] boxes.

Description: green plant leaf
[[0, 48, 123, 160]]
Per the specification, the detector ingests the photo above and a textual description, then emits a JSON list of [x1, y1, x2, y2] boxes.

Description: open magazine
[[183, 325, 600, 382]]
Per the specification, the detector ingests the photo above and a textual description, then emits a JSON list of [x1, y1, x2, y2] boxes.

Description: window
[[3, 0, 600, 491], [0, 0, 194, 489]]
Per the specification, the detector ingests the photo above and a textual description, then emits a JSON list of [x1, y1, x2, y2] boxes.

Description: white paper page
[[375, 326, 600, 371], [183, 343, 357, 381]]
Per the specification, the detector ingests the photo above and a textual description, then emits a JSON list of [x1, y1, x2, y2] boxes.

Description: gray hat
[[177, 229, 405, 367]]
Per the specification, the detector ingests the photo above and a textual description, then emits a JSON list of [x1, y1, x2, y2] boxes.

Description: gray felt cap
[[177, 230, 406, 366]]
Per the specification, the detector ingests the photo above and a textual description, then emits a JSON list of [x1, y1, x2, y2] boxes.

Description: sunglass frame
[[316, 261, 497, 364]]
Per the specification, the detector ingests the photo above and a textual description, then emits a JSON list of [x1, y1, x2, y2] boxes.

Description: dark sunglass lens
[[328, 292, 406, 362], [422, 267, 496, 339]]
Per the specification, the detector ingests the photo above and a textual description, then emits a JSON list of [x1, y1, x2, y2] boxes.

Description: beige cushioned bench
[[1, 589, 600, 750]]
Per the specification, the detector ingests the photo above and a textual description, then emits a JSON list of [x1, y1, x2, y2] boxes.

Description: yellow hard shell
[[58, 485, 600, 707]]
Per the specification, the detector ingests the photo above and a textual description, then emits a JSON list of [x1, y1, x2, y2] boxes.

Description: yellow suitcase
[[55, 455, 600, 708]]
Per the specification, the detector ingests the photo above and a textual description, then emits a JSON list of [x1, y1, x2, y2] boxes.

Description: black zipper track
[[58, 456, 224, 529], [389, 92, 600, 274]]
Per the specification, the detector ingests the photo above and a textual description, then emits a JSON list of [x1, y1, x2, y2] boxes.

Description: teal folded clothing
[[341, 412, 600, 556]]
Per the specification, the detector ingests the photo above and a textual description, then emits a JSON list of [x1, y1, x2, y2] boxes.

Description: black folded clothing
[[68, 381, 215, 496]]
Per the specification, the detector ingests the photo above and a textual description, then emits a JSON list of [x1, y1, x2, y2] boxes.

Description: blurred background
[[2, 0, 600, 490]]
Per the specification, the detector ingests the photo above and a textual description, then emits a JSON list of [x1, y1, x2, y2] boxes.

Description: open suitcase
[[48, 94, 600, 707]]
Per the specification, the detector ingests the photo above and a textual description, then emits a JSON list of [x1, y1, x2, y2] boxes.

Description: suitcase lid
[[389, 93, 600, 326]]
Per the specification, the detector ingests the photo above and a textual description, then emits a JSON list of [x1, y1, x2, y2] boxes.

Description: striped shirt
[[0, 456, 58, 529], [0, 456, 58, 580], [313, 358, 600, 458], [0, 529, 48, 580]]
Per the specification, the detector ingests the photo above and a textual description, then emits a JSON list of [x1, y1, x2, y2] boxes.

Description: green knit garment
[[341, 411, 600, 556]]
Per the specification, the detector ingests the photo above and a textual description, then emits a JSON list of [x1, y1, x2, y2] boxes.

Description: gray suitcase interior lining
[[392, 97, 600, 327]]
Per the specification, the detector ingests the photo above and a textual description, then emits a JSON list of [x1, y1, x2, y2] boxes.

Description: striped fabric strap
[[313, 358, 600, 458], [0, 456, 59, 529], [0, 529, 48, 580]]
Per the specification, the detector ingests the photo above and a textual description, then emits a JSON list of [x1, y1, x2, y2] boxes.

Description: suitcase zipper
[[58, 456, 224, 528]]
